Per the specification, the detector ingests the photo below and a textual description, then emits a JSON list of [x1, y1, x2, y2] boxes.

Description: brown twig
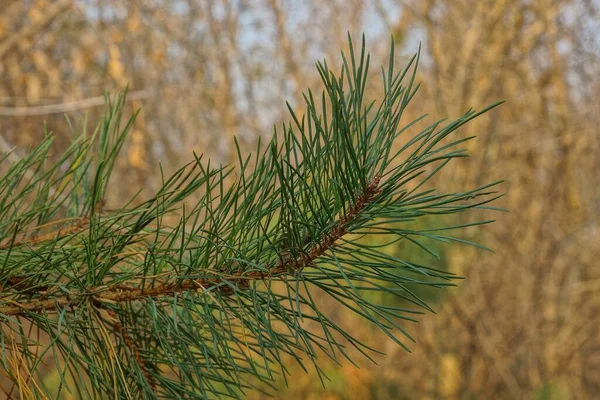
[[0, 216, 90, 250], [0, 175, 381, 317]]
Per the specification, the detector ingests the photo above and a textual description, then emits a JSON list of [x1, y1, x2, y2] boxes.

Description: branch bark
[[0, 175, 381, 316]]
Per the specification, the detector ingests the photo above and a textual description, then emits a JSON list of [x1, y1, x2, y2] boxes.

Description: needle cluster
[[0, 36, 502, 399]]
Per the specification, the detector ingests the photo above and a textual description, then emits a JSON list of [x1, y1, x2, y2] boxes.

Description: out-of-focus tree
[[0, 0, 598, 398]]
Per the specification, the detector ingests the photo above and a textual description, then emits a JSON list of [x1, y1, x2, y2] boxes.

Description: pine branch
[[0, 36, 503, 399]]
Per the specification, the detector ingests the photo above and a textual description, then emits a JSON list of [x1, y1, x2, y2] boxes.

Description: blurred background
[[0, 0, 599, 399]]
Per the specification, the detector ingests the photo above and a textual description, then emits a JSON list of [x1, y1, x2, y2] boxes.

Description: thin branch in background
[[0, 90, 150, 116]]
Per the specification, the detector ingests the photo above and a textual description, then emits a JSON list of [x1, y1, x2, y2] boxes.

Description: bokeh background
[[1, 1, 599, 399]]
